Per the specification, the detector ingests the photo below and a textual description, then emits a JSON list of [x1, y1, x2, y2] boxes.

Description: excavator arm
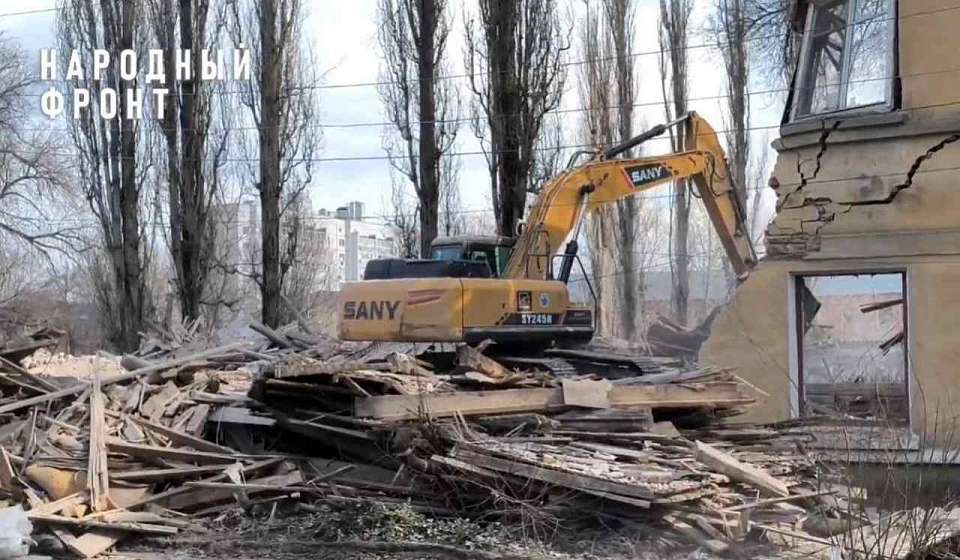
[[504, 112, 757, 283]]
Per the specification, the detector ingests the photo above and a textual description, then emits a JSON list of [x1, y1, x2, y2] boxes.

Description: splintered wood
[[87, 370, 110, 512], [0, 328, 950, 559]]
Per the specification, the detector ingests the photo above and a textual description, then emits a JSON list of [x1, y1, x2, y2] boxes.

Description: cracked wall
[[766, 128, 960, 260], [700, 0, 960, 439]]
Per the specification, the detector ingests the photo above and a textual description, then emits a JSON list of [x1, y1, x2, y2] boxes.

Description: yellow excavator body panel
[[337, 277, 592, 344]]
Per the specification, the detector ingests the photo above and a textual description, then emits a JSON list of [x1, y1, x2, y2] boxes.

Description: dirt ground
[[87, 506, 778, 560]]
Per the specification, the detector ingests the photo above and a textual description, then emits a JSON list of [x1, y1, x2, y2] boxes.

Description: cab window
[[431, 245, 462, 261]]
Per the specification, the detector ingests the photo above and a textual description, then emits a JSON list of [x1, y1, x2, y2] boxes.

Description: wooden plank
[[140, 381, 181, 419], [457, 345, 510, 379], [355, 383, 752, 421], [162, 470, 302, 511], [453, 448, 653, 502], [723, 490, 837, 512], [0, 372, 48, 395], [110, 464, 232, 482], [184, 404, 211, 436], [666, 516, 729, 554], [0, 355, 59, 392], [28, 512, 178, 535], [66, 530, 126, 558], [103, 344, 244, 386], [27, 493, 85, 517], [553, 407, 653, 432], [860, 298, 903, 313], [561, 379, 611, 409], [0, 420, 25, 444], [250, 322, 294, 349], [106, 439, 238, 465], [0, 385, 91, 415], [693, 441, 789, 497], [127, 457, 284, 510], [207, 407, 276, 427], [355, 388, 561, 420], [386, 352, 432, 376], [88, 372, 109, 512], [0, 446, 15, 491], [568, 441, 650, 461], [185, 464, 351, 494], [129, 416, 236, 454]]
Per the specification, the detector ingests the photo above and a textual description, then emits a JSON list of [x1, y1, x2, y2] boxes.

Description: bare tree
[[529, 112, 565, 196], [659, 0, 693, 326], [439, 155, 465, 237], [58, 0, 152, 351], [577, 0, 641, 340], [0, 35, 79, 258], [388, 179, 419, 258], [145, 0, 232, 326], [279, 191, 333, 318], [377, 0, 460, 257], [607, 0, 640, 340], [712, 0, 750, 211], [227, 0, 322, 328], [748, 131, 773, 249], [465, 0, 568, 238], [578, 1, 617, 338], [744, 0, 800, 88]]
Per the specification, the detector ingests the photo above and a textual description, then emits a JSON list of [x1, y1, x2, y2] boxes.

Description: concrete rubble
[[0, 325, 957, 559]]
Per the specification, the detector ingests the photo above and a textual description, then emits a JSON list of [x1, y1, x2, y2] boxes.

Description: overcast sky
[[1, 0, 781, 228]]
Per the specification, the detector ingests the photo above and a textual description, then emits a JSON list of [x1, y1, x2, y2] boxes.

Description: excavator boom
[[505, 112, 756, 282]]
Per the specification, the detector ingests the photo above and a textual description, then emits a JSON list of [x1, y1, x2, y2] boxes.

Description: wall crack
[[778, 120, 842, 212], [840, 132, 960, 207]]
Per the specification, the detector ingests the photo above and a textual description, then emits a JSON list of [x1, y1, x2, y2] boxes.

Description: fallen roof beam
[[354, 382, 753, 421]]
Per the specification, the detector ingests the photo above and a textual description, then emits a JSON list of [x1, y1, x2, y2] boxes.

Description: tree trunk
[[176, 0, 207, 321], [259, 0, 282, 328], [609, 0, 638, 340], [661, 0, 692, 327], [487, 0, 524, 238], [118, 0, 144, 351], [417, 0, 439, 257]]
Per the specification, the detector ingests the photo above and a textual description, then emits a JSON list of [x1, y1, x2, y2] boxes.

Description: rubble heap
[[0, 325, 957, 559]]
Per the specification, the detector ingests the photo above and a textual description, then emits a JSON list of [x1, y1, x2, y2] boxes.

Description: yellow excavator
[[337, 112, 757, 348]]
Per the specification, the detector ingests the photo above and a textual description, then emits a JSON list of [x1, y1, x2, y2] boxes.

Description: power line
[[0, 8, 58, 18], [16, 4, 960, 95], [21, 98, 960, 163], [23, 154, 960, 229], [31, 66, 960, 133]]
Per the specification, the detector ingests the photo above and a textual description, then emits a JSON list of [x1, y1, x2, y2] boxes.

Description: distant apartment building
[[228, 199, 397, 290], [316, 202, 397, 288]]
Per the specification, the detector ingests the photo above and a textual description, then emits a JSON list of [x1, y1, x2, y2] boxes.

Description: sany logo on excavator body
[[625, 163, 672, 187], [343, 300, 401, 320]]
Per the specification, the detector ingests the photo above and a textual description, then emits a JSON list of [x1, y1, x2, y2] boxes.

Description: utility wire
[[27, 66, 960, 133], [20, 98, 960, 162], [24, 155, 960, 229], [12, 4, 959, 94]]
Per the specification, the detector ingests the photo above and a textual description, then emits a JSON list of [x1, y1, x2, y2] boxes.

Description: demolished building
[[702, 0, 960, 438]]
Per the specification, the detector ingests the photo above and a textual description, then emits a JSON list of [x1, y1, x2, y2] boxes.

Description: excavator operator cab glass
[[429, 236, 516, 278], [431, 245, 462, 262]]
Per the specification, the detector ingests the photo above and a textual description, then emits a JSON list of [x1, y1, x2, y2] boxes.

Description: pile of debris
[[244, 339, 840, 556], [0, 323, 957, 559]]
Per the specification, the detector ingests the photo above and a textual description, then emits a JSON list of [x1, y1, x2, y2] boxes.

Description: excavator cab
[[363, 236, 516, 280], [429, 236, 515, 278]]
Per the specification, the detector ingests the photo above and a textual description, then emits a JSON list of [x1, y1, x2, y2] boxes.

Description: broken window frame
[[792, 270, 910, 424], [791, 0, 898, 121]]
